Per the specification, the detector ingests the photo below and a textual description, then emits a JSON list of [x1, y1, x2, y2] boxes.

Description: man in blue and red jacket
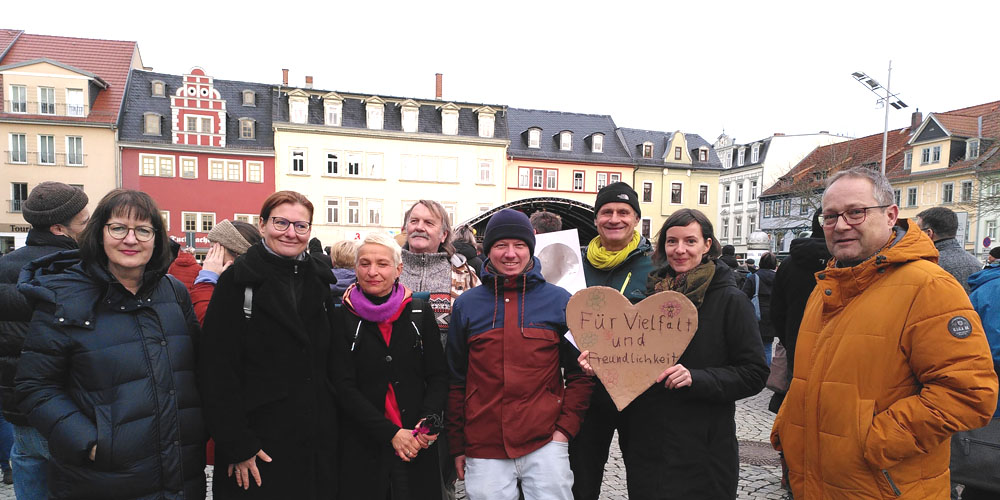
[[446, 209, 593, 500]]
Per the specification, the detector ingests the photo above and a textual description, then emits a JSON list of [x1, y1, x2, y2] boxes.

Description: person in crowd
[[334, 232, 447, 499], [15, 189, 206, 499], [200, 191, 340, 499], [309, 236, 333, 269], [0, 182, 88, 494], [529, 211, 562, 234], [768, 210, 829, 413], [447, 209, 592, 500], [771, 168, 998, 499], [742, 252, 777, 364], [915, 206, 982, 293], [189, 219, 260, 323], [399, 199, 480, 499], [579, 208, 768, 499], [745, 257, 758, 273], [168, 245, 202, 291], [988, 246, 999, 267], [329, 239, 360, 301], [719, 244, 748, 289], [569, 182, 654, 500], [452, 225, 483, 276]]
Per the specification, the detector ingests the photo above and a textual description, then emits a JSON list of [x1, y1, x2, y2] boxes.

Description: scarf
[[586, 231, 641, 270], [345, 281, 407, 323], [650, 260, 716, 308]]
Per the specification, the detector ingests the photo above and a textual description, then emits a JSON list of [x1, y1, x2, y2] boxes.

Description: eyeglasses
[[820, 205, 890, 227], [105, 223, 156, 242], [269, 216, 311, 235]]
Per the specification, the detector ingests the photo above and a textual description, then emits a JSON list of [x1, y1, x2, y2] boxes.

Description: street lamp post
[[852, 61, 908, 174]]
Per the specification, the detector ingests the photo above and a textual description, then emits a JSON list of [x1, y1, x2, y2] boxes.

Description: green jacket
[[581, 237, 654, 304]]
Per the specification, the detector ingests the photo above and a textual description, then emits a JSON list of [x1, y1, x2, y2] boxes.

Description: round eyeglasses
[[269, 216, 311, 235], [820, 205, 890, 227], [105, 223, 156, 242]]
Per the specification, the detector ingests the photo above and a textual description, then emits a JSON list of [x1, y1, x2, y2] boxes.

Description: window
[[774, 200, 782, 217], [751, 144, 759, 163], [783, 199, 791, 215], [800, 198, 809, 215], [893, 189, 901, 206], [291, 150, 306, 173], [151, 81, 165, 97], [420, 156, 436, 181], [748, 215, 756, 234], [670, 182, 682, 204], [186, 116, 197, 132], [518, 168, 530, 188], [247, 161, 263, 183], [987, 220, 997, 240], [38, 135, 54, 164], [442, 111, 458, 136], [9, 133, 26, 163], [226, 160, 242, 181], [573, 171, 584, 191], [443, 203, 457, 224], [560, 131, 572, 151], [437, 157, 456, 181], [10, 182, 27, 212], [326, 153, 339, 175], [961, 180, 973, 202], [907, 187, 917, 207], [904, 151, 912, 169], [725, 150, 733, 169], [737, 182, 743, 203], [347, 152, 362, 176], [478, 114, 495, 138], [699, 185, 709, 205], [38, 87, 55, 115], [160, 211, 170, 231], [239, 119, 255, 139], [546, 170, 557, 190], [367, 199, 382, 225], [735, 217, 742, 238], [201, 213, 215, 232], [641, 218, 651, 239], [724, 184, 731, 204], [479, 160, 493, 184], [368, 153, 385, 178], [66, 89, 84, 116], [921, 147, 930, 164], [9, 85, 26, 113], [942, 182, 954, 203], [401, 155, 418, 180], [347, 199, 361, 224], [528, 129, 541, 148], [642, 142, 653, 158], [932, 146, 941, 163], [532, 169, 544, 189], [141, 155, 157, 176], [209, 159, 224, 180], [183, 212, 197, 232], [751, 179, 758, 200], [242, 91, 255, 106], [592, 134, 603, 153], [674, 146, 682, 160], [158, 156, 174, 177], [610, 173, 621, 183], [291, 100, 308, 124], [144, 113, 161, 135], [597, 172, 608, 190], [180, 157, 197, 179], [402, 108, 418, 133], [968, 140, 980, 159], [699, 149, 708, 162], [234, 214, 261, 226], [722, 218, 729, 238], [181, 212, 215, 233], [66, 137, 83, 165], [763, 200, 772, 218], [325, 102, 342, 126], [326, 198, 340, 223], [201, 117, 212, 134], [737, 148, 745, 166], [642, 182, 653, 203]]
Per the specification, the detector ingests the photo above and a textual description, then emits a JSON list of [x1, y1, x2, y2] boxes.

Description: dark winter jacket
[[770, 237, 830, 377], [581, 237, 654, 304], [333, 295, 447, 499], [15, 250, 206, 500], [741, 268, 776, 342], [623, 260, 769, 499], [0, 229, 76, 425], [453, 241, 483, 277], [331, 267, 357, 300], [199, 242, 340, 500], [933, 237, 982, 294], [446, 258, 593, 459], [719, 254, 748, 289]]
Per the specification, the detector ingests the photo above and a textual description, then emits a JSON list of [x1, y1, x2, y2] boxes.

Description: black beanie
[[21, 182, 88, 228], [594, 182, 640, 218], [484, 209, 535, 256]]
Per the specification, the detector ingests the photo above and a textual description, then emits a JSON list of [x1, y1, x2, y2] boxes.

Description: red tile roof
[[933, 113, 980, 138], [941, 100, 1000, 118], [0, 29, 22, 59], [0, 31, 138, 125]]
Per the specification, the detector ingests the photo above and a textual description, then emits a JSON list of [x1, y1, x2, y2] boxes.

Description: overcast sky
[[9, 0, 999, 145]]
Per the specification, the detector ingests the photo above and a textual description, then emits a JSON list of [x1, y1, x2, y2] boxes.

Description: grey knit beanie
[[21, 182, 89, 228], [207, 219, 252, 255]]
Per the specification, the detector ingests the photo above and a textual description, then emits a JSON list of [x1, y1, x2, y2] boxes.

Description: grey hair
[[404, 200, 455, 256], [356, 232, 403, 267], [826, 167, 894, 206]]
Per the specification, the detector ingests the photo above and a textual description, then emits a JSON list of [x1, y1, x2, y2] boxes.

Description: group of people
[[0, 167, 996, 500]]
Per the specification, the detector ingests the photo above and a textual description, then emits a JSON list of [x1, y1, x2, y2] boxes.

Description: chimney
[[910, 108, 922, 132], [435, 73, 442, 100], [282, 68, 289, 86], [773, 132, 785, 136], [305, 76, 313, 89]]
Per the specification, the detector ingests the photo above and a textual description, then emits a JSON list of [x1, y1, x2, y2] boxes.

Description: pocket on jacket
[[817, 384, 876, 490], [94, 404, 113, 469]]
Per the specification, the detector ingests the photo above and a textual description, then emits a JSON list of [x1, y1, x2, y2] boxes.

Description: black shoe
[[2, 469, 12, 485]]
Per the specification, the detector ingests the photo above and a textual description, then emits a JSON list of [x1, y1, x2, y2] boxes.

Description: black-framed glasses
[[105, 223, 156, 242], [269, 216, 311, 235], [820, 205, 890, 227]]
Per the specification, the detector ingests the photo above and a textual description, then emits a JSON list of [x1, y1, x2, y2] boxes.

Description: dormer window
[[751, 144, 760, 163], [239, 118, 255, 139], [559, 131, 572, 151], [289, 93, 308, 124], [674, 146, 682, 160], [400, 101, 419, 133], [323, 93, 342, 126], [642, 142, 653, 158], [143, 113, 161, 135], [737, 147, 745, 166], [591, 133, 604, 153], [477, 111, 495, 138], [365, 97, 385, 130], [528, 128, 541, 148], [242, 91, 255, 106], [967, 139, 980, 159], [151, 80, 165, 97], [441, 103, 459, 135], [699, 148, 708, 162]]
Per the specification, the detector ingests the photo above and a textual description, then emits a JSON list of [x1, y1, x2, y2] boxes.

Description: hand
[[391, 429, 422, 462], [227, 449, 272, 490], [89, 445, 96, 462], [552, 430, 569, 443], [455, 455, 466, 481], [656, 363, 692, 390], [578, 350, 595, 377], [203, 243, 233, 275], [414, 432, 438, 448]]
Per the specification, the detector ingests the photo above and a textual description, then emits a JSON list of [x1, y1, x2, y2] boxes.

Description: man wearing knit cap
[[570, 181, 655, 500], [0, 182, 89, 495], [446, 209, 592, 500]]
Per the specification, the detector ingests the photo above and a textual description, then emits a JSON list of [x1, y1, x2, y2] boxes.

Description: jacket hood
[[788, 236, 831, 271], [968, 264, 1000, 290], [822, 219, 936, 295], [331, 267, 357, 295], [24, 228, 77, 250], [453, 241, 478, 262], [171, 251, 199, 268]]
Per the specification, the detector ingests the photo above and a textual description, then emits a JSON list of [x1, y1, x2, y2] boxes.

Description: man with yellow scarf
[[569, 182, 654, 500]]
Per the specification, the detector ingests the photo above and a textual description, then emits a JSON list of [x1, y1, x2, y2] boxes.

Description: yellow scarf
[[586, 231, 641, 270]]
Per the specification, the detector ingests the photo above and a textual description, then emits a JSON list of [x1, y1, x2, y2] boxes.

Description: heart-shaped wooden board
[[567, 287, 698, 411]]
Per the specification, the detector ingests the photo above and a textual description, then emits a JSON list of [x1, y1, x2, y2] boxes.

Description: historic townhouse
[[118, 67, 275, 251], [712, 131, 848, 256], [272, 73, 508, 244], [0, 29, 142, 251], [617, 128, 722, 240]]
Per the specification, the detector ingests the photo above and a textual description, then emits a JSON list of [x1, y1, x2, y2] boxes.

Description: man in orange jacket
[[771, 167, 998, 499]]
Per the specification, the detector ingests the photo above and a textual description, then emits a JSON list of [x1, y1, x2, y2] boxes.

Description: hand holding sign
[[567, 287, 698, 411]]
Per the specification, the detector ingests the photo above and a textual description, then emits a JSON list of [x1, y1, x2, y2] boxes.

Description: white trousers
[[465, 440, 574, 500]]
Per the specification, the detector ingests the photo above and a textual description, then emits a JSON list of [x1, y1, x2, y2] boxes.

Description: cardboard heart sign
[[567, 287, 698, 411]]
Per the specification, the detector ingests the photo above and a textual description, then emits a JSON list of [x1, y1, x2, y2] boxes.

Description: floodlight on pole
[[852, 61, 908, 174]]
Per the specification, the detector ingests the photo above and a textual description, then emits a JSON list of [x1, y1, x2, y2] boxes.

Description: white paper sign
[[535, 228, 587, 295]]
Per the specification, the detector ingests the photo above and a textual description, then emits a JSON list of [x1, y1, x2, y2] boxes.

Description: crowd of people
[[0, 170, 996, 500]]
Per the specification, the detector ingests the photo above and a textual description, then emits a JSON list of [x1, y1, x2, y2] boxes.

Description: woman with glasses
[[200, 190, 343, 499], [15, 189, 207, 499]]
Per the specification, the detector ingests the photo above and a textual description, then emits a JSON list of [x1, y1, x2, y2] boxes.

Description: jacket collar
[[25, 228, 77, 250]]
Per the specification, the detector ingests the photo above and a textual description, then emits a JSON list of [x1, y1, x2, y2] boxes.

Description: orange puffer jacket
[[771, 219, 998, 499]]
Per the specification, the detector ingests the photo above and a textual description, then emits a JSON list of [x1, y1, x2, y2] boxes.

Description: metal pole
[[881, 61, 891, 174]]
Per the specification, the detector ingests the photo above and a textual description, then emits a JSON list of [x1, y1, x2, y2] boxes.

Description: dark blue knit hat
[[484, 209, 535, 256]]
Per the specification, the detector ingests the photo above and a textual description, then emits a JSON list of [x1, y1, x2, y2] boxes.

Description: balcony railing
[[3, 151, 87, 167], [4, 100, 89, 117], [8, 199, 23, 213]]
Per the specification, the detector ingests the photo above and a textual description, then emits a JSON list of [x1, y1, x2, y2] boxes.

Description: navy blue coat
[[15, 250, 206, 500]]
